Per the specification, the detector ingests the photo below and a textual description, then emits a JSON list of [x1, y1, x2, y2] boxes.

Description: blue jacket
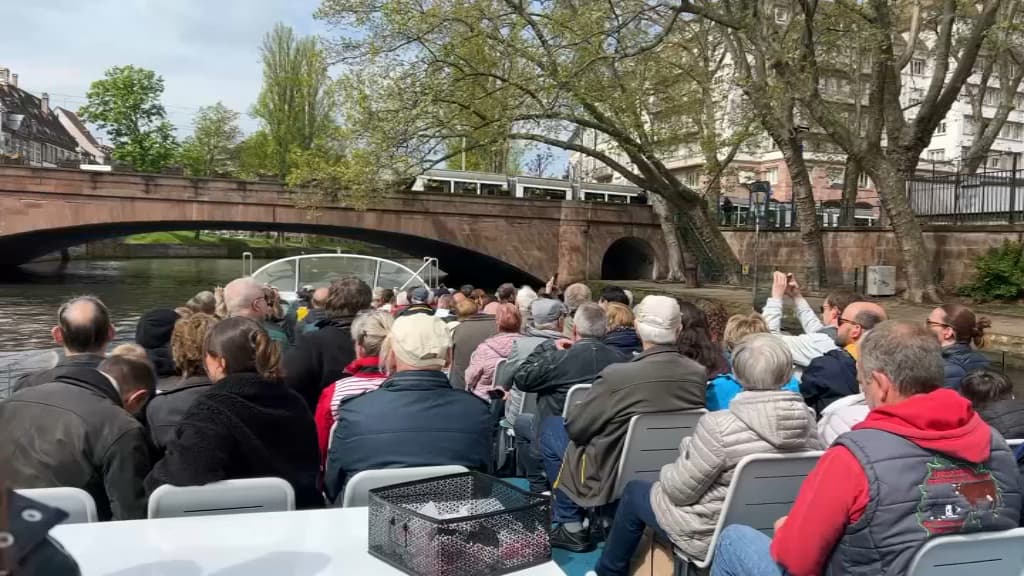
[[800, 348, 859, 415], [324, 369, 496, 501], [705, 372, 800, 411], [603, 328, 643, 356], [942, 343, 990, 392]]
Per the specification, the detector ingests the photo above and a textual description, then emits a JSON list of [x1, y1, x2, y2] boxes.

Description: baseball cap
[[531, 298, 566, 325], [410, 286, 430, 304], [634, 295, 681, 332], [389, 314, 451, 368]]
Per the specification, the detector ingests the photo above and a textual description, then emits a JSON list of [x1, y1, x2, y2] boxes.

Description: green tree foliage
[[79, 65, 178, 173], [237, 131, 278, 179], [959, 241, 1024, 301], [252, 24, 336, 177], [178, 102, 242, 177], [314, 0, 745, 281]]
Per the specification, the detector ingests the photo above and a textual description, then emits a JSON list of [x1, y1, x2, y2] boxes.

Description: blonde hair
[[605, 302, 634, 331], [352, 310, 394, 357], [172, 313, 219, 378], [723, 313, 769, 352], [110, 343, 149, 363], [213, 286, 228, 319]]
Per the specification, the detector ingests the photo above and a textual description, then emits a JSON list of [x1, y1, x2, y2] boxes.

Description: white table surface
[[51, 507, 566, 576]]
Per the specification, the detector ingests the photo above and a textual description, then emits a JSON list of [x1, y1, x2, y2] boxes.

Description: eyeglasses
[[926, 320, 950, 329], [838, 317, 862, 328]]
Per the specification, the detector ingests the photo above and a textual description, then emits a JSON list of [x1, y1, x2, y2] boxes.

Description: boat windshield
[[251, 254, 435, 300]]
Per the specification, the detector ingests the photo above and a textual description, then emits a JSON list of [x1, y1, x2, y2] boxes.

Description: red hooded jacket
[[771, 389, 993, 576]]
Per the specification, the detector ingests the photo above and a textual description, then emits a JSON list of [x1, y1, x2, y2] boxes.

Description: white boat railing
[[249, 253, 438, 300]]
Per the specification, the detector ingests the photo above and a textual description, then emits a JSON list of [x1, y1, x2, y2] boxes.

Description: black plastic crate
[[368, 472, 551, 576]]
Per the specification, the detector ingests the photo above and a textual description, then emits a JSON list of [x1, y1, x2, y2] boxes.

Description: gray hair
[[573, 303, 608, 339], [732, 333, 794, 391], [859, 320, 943, 397], [223, 277, 265, 317], [516, 285, 538, 311], [564, 283, 592, 312]]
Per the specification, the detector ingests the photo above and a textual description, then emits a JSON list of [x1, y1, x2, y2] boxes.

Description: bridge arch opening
[[0, 221, 541, 288], [601, 237, 656, 280]]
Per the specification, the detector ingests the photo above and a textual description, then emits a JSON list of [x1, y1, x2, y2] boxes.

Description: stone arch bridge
[[0, 167, 667, 286]]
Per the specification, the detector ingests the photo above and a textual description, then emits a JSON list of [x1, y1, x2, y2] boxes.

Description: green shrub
[[958, 240, 1024, 301]]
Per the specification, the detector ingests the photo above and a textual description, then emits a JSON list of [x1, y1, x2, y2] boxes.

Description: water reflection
[[0, 259, 269, 394]]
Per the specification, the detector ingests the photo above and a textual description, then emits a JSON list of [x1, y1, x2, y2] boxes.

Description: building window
[[984, 88, 1000, 106], [963, 115, 976, 136], [927, 149, 945, 162], [935, 121, 947, 135], [1000, 122, 1024, 141], [858, 172, 872, 188], [766, 167, 779, 185], [683, 170, 699, 188], [1015, 93, 1024, 109], [909, 88, 924, 106], [774, 6, 789, 23], [989, 155, 1002, 169], [911, 59, 926, 75]]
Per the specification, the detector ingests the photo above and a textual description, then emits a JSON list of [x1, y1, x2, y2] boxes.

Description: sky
[[4, 0, 328, 140], [4, 0, 569, 175]]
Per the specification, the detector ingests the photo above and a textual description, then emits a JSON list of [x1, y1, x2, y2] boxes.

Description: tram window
[[422, 179, 449, 194], [523, 186, 569, 200], [605, 194, 628, 204], [453, 181, 478, 195], [582, 192, 606, 202], [480, 183, 509, 196]]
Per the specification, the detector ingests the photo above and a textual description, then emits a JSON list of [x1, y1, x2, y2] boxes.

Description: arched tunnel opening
[[0, 221, 541, 289], [601, 237, 656, 281]]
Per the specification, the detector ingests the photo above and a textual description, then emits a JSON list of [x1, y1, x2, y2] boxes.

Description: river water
[[0, 259, 271, 394]]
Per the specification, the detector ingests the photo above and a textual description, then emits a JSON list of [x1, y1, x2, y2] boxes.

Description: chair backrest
[[147, 477, 295, 519], [612, 410, 707, 499], [684, 451, 822, 568], [907, 527, 1024, 576], [16, 487, 97, 524], [342, 465, 470, 507], [562, 383, 593, 418]]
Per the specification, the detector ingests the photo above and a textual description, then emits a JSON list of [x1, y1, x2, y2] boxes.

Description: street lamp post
[[744, 180, 773, 308]]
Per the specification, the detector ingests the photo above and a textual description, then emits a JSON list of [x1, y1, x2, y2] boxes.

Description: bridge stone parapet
[[0, 167, 667, 285]]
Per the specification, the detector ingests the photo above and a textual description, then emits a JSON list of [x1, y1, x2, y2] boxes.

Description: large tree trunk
[[840, 157, 860, 227], [650, 194, 687, 282], [778, 138, 827, 290], [872, 162, 941, 302], [703, 167, 722, 225]]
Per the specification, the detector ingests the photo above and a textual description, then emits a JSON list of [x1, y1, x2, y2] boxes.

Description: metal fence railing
[[715, 200, 882, 230], [907, 161, 1023, 225]]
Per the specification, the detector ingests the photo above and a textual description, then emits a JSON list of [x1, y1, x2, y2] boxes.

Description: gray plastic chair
[[907, 527, 1024, 576], [561, 383, 593, 419], [611, 410, 707, 500], [676, 451, 823, 574], [341, 465, 470, 508], [16, 487, 97, 524], [147, 477, 295, 519]]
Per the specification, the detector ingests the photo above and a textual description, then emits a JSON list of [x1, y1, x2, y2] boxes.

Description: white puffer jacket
[[817, 393, 869, 445], [650, 390, 822, 561]]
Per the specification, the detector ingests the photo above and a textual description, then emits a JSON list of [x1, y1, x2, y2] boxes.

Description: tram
[[410, 168, 647, 204]]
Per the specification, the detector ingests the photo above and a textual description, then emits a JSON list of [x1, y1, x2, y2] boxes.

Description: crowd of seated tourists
[[2, 269, 1023, 576]]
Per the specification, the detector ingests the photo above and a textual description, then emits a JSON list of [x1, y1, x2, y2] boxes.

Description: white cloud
[[3, 0, 325, 137]]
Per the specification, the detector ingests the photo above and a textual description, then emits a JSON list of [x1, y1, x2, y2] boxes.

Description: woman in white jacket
[[590, 334, 822, 576]]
